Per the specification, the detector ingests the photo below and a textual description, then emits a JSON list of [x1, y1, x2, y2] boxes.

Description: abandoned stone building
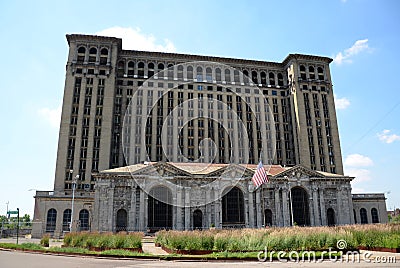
[[32, 34, 387, 238]]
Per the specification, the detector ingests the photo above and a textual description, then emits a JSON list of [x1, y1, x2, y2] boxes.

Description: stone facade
[[32, 34, 388, 237]]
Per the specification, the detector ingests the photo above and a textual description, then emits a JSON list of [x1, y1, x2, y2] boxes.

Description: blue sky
[[0, 0, 399, 216]]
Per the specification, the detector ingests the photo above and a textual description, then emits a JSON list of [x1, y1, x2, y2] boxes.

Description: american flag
[[251, 161, 268, 187]]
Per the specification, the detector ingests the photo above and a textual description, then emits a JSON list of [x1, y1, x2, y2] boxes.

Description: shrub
[[40, 234, 50, 247]]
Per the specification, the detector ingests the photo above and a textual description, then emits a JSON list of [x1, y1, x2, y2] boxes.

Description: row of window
[[116, 61, 287, 87], [46, 208, 90, 232], [356, 207, 380, 224], [299, 65, 326, 81], [76, 46, 109, 65]]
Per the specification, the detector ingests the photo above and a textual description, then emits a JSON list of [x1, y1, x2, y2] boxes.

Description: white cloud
[[344, 154, 374, 167], [377, 129, 400, 144], [333, 39, 370, 65], [334, 94, 350, 110], [346, 168, 372, 183], [38, 105, 61, 128], [96, 26, 176, 52]]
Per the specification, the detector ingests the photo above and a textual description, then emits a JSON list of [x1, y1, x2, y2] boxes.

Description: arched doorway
[[148, 186, 173, 230], [327, 208, 335, 226], [222, 187, 245, 227], [360, 208, 368, 224], [62, 209, 71, 232], [371, 208, 379, 223], [290, 187, 310, 226], [79, 209, 90, 231], [116, 209, 128, 232], [264, 209, 273, 227], [46, 208, 57, 232], [193, 209, 203, 229]]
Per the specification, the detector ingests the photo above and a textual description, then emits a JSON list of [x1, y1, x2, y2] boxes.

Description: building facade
[[32, 34, 387, 237]]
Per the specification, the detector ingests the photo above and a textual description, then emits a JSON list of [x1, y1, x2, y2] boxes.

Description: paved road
[[0, 250, 398, 268]]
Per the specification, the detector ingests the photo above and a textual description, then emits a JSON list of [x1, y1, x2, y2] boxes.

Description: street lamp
[[70, 174, 79, 232]]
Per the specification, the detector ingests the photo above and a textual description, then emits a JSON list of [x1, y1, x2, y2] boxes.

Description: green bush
[[62, 232, 143, 250], [40, 234, 50, 247]]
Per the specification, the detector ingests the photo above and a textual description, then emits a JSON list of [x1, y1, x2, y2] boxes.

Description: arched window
[[46, 208, 57, 232], [215, 68, 222, 82], [196, 66, 203, 81], [79, 209, 90, 231], [277, 73, 284, 86], [117, 61, 125, 77], [360, 208, 368, 224], [127, 61, 134, 76], [88, 47, 97, 63], [234, 70, 240, 83], [309, 66, 315, 80], [138, 62, 145, 78], [206, 67, 212, 82], [158, 63, 165, 79], [177, 65, 183, 80], [300, 65, 306, 80], [116, 209, 128, 232], [243, 70, 249, 84], [317, 67, 324, 80], [265, 209, 273, 226], [62, 209, 71, 231], [252, 71, 258, 84], [167, 63, 174, 79], [222, 187, 245, 226], [148, 186, 173, 229], [77, 47, 85, 63], [225, 69, 231, 83], [327, 208, 335, 226], [290, 187, 310, 226], [187, 66, 193, 80], [371, 208, 379, 223], [353, 209, 357, 224], [148, 63, 155, 77], [193, 209, 203, 229], [100, 48, 108, 65], [260, 72, 267, 86], [269, 72, 275, 86]]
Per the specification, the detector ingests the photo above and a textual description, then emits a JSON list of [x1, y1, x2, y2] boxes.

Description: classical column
[[309, 195, 315, 226], [282, 186, 289, 226], [256, 189, 262, 227], [129, 186, 136, 231], [248, 186, 255, 227], [185, 188, 190, 230], [140, 190, 146, 231], [336, 186, 342, 225], [215, 188, 221, 228], [319, 188, 326, 226], [108, 187, 114, 232], [274, 186, 281, 226], [312, 186, 320, 226], [176, 188, 183, 230]]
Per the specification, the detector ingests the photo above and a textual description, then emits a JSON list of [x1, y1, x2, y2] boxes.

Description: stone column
[[248, 187, 255, 227], [312, 186, 320, 226], [256, 189, 262, 227], [309, 195, 315, 226], [215, 188, 221, 228], [336, 186, 342, 225], [108, 187, 114, 232], [176, 188, 183, 230], [129, 186, 136, 231], [274, 186, 281, 226], [185, 188, 190, 230], [282, 186, 289, 226], [319, 188, 326, 226], [140, 190, 145, 231]]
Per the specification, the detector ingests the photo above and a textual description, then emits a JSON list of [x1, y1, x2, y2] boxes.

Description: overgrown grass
[[63, 232, 143, 250], [0, 242, 44, 251], [156, 224, 400, 252]]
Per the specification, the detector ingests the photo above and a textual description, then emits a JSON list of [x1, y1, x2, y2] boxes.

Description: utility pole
[[6, 201, 9, 219]]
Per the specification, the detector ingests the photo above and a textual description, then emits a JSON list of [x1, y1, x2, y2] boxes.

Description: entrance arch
[[116, 209, 128, 232], [264, 209, 273, 227], [290, 187, 310, 226], [222, 187, 245, 226], [193, 209, 203, 229], [327, 208, 335, 226], [148, 186, 173, 229]]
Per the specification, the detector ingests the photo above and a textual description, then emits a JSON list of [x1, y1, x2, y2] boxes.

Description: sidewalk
[[0, 237, 63, 247], [141, 236, 169, 255]]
